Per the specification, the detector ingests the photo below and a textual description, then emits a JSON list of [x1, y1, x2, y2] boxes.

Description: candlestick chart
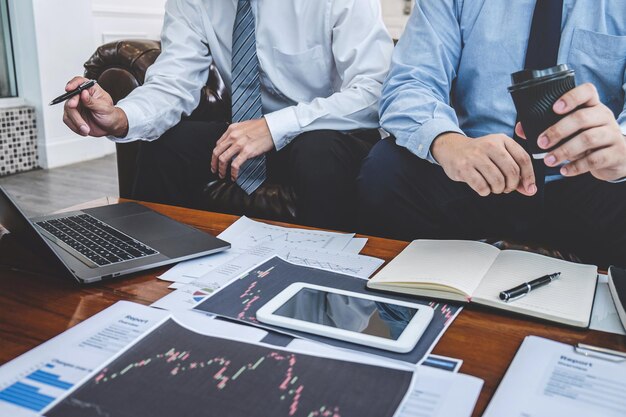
[[45, 319, 412, 417]]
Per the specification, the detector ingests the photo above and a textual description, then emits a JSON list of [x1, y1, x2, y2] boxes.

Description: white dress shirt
[[114, 0, 394, 150]]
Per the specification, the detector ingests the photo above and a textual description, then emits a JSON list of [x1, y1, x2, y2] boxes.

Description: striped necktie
[[231, 0, 266, 195]]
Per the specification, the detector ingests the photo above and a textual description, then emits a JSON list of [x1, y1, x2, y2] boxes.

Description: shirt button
[[418, 145, 424, 152]]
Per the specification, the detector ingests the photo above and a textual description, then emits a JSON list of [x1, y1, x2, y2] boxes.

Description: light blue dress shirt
[[380, 0, 626, 168]]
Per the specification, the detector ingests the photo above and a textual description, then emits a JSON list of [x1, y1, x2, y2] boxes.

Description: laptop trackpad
[[84, 202, 196, 240], [104, 211, 193, 242]]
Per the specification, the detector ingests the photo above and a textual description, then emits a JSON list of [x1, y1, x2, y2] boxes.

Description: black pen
[[499, 272, 561, 302], [49, 80, 97, 106]]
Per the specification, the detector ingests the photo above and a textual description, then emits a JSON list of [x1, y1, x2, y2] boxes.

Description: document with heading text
[[483, 335, 626, 417]]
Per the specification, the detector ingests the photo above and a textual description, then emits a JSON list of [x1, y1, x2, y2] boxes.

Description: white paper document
[[590, 274, 626, 336], [343, 237, 368, 254], [158, 216, 358, 284], [397, 367, 482, 417], [483, 335, 626, 417], [159, 250, 239, 282], [218, 216, 355, 252]]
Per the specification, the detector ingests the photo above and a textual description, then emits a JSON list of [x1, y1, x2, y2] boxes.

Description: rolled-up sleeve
[[112, 0, 212, 142], [264, 0, 394, 150], [379, 0, 464, 163]]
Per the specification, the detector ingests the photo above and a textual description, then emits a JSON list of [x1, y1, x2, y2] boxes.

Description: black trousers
[[357, 138, 626, 267], [132, 121, 378, 231]]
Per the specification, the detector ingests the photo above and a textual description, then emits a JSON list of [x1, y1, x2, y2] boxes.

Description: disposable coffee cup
[[508, 64, 576, 158]]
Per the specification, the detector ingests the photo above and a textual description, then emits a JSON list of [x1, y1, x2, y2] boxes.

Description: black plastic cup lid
[[509, 64, 574, 89]]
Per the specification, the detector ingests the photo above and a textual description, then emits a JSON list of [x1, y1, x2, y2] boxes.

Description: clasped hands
[[211, 119, 275, 181], [433, 83, 626, 197]]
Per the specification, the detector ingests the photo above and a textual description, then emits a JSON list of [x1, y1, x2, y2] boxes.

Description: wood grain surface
[[0, 198, 624, 417]]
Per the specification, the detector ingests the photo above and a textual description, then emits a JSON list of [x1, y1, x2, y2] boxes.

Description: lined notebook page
[[370, 240, 500, 297], [473, 251, 597, 326]]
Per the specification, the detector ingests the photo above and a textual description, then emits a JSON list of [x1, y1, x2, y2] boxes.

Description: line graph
[[284, 252, 368, 276], [234, 221, 353, 252], [45, 320, 411, 417], [249, 231, 330, 246]]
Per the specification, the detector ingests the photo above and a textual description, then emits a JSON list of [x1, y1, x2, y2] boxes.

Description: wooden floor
[[0, 154, 118, 217]]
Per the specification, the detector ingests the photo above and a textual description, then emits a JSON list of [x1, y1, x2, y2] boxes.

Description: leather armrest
[[84, 40, 161, 104]]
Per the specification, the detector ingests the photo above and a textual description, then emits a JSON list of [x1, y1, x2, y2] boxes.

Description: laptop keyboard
[[35, 214, 158, 267]]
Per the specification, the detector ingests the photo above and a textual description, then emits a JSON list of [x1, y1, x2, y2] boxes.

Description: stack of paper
[[153, 217, 384, 311]]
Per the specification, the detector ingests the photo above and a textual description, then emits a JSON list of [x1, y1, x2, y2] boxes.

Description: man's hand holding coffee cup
[[63, 76, 129, 138], [516, 83, 626, 182]]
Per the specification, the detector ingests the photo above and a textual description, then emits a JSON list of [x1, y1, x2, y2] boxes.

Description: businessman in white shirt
[[62, 0, 393, 231]]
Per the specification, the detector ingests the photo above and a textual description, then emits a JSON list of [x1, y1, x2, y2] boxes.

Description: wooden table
[[1, 198, 624, 417]]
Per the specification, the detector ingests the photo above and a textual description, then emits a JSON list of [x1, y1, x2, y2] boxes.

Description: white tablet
[[256, 283, 434, 353]]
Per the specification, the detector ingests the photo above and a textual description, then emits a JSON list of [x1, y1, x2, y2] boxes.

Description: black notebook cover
[[608, 266, 626, 331]]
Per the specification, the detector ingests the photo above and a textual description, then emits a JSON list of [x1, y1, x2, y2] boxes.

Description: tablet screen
[[273, 288, 419, 340]]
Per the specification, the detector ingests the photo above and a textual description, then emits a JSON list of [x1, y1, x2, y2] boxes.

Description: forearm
[[114, 72, 204, 141]]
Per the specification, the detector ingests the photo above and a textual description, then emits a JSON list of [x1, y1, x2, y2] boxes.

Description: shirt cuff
[[264, 107, 302, 151], [406, 118, 464, 164], [107, 101, 149, 143]]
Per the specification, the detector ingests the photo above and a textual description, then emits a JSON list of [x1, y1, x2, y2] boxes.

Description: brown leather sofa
[[84, 40, 298, 224]]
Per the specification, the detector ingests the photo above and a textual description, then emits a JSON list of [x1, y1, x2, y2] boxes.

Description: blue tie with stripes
[[231, 0, 266, 195]]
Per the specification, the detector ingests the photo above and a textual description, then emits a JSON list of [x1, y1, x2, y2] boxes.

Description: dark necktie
[[524, 0, 563, 71], [231, 0, 266, 195], [519, 0, 565, 187]]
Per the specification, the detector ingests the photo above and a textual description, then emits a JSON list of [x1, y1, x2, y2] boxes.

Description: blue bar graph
[[26, 370, 73, 390], [0, 382, 56, 411], [0, 363, 74, 412]]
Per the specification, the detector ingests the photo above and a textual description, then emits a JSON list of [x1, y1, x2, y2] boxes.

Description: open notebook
[[367, 240, 598, 328]]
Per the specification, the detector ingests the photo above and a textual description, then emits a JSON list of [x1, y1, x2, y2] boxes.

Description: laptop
[[0, 186, 230, 283]]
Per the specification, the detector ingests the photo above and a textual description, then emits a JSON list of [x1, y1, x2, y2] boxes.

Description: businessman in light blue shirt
[[358, 0, 626, 266]]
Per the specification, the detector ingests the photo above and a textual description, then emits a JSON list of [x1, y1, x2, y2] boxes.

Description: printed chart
[[218, 217, 355, 253], [46, 320, 412, 417], [0, 360, 83, 413]]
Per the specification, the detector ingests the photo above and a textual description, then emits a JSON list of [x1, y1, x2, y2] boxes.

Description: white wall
[[7, 0, 45, 163], [381, 0, 413, 39], [92, 0, 166, 45], [26, 0, 120, 169]]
